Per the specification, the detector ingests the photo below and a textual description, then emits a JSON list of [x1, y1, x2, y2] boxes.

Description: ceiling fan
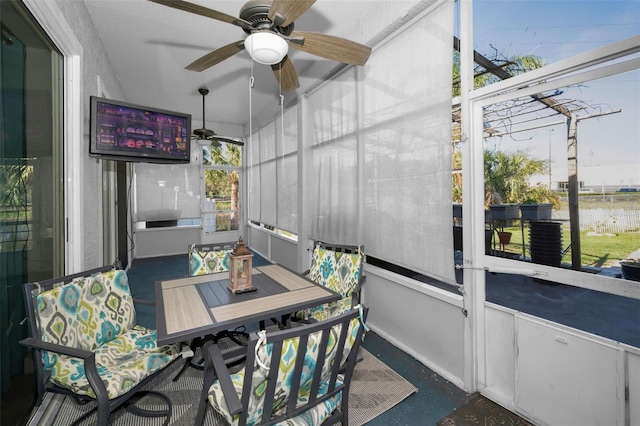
[[148, 0, 372, 91], [192, 87, 243, 147]]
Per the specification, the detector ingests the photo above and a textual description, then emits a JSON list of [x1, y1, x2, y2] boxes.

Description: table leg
[[280, 314, 291, 329], [173, 337, 203, 382]]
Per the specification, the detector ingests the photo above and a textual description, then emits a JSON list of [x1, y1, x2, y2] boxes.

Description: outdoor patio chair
[[189, 242, 236, 276], [20, 263, 181, 426], [294, 241, 366, 323], [174, 242, 249, 382], [201, 306, 368, 426]]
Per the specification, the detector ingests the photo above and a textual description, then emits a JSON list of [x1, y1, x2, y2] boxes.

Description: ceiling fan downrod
[[199, 87, 209, 129]]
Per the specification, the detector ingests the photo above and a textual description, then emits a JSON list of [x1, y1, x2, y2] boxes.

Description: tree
[[0, 164, 33, 250], [452, 49, 548, 205], [452, 50, 546, 97], [0, 164, 32, 211], [204, 143, 241, 206], [452, 149, 463, 203], [484, 150, 559, 208]]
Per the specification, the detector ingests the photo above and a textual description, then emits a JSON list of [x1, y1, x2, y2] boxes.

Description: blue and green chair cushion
[[208, 310, 364, 426], [34, 269, 180, 399], [295, 242, 365, 322], [189, 243, 234, 276]]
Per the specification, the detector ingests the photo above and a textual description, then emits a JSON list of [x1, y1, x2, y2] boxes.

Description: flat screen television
[[90, 96, 191, 164]]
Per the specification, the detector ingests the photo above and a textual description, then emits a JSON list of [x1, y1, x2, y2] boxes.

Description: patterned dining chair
[[189, 242, 236, 276], [202, 307, 368, 426], [20, 263, 182, 426], [294, 240, 366, 323]]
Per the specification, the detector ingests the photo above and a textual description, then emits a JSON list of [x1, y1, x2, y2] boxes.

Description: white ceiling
[[83, 0, 408, 137]]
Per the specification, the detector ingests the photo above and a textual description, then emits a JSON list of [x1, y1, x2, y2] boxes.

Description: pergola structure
[[452, 36, 621, 269]]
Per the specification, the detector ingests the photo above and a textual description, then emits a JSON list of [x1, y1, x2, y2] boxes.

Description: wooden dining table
[[155, 263, 341, 347]]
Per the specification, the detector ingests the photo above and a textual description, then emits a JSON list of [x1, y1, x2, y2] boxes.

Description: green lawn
[[496, 225, 640, 267]]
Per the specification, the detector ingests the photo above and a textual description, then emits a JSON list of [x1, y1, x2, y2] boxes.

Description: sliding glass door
[[0, 0, 63, 423]]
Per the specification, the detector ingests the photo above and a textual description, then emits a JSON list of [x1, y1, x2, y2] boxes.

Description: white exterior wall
[[547, 163, 640, 189], [362, 265, 466, 388], [54, 0, 126, 270], [26, 0, 125, 271], [484, 303, 638, 426]]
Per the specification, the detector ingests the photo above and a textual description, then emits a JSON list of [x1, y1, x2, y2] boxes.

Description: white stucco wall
[[53, 0, 125, 269]]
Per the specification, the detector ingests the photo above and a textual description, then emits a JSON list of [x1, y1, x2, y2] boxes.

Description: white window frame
[[461, 35, 640, 392], [23, 0, 83, 273], [465, 36, 640, 299], [201, 162, 242, 243]]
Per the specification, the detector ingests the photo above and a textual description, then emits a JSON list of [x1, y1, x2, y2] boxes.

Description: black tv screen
[[90, 96, 191, 163]]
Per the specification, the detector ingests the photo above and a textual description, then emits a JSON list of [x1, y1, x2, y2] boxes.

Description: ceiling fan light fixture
[[245, 31, 288, 65]]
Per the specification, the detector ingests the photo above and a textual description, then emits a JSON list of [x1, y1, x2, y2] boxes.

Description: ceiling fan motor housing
[[194, 88, 215, 139], [193, 128, 214, 138], [239, 0, 294, 35], [151, 0, 372, 92]]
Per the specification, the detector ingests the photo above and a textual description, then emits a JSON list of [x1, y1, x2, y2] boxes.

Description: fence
[[554, 209, 640, 233]]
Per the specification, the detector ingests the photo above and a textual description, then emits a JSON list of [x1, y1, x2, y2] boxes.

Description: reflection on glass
[[1, 0, 64, 418]]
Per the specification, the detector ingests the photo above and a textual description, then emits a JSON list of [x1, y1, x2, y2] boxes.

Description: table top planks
[[210, 286, 331, 323], [162, 284, 212, 335], [155, 264, 340, 345]]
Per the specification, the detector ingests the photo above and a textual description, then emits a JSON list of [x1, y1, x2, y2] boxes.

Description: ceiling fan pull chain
[[280, 93, 285, 183], [248, 71, 254, 195]]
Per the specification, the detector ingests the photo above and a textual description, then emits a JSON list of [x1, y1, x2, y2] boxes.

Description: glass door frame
[[200, 144, 242, 245], [23, 0, 84, 273]]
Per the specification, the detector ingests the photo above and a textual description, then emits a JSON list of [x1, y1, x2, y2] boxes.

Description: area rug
[[44, 348, 417, 426], [437, 394, 534, 426]]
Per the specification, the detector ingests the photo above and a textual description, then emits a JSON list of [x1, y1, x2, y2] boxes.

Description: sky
[[470, 0, 639, 185], [473, 1, 638, 63]]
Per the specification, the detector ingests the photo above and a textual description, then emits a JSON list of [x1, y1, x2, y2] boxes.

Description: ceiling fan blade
[[271, 56, 300, 92], [289, 31, 371, 66], [268, 0, 316, 27], [148, 0, 252, 30], [186, 41, 245, 72], [214, 136, 245, 146], [193, 135, 243, 147]]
